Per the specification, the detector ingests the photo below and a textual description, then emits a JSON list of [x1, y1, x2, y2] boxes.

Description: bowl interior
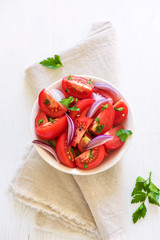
[[31, 75, 134, 175]]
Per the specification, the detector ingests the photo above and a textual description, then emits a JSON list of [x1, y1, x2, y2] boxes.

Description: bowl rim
[[30, 75, 134, 175]]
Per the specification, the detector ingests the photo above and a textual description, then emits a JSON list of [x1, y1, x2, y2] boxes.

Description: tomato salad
[[33, 75, 132, 170]]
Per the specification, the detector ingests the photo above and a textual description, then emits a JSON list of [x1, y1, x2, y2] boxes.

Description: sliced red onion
[[91, 92, 106, 101], [87, 99, 107, 118], [48, 89, 65, 101], [85, 135, 113, 150], [32, 140, 60, 162], [94, 82, 119, 102], [65, 113, 75, 146]]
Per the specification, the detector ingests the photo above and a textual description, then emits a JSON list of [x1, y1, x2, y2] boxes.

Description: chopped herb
[[95, 118, 100, 125], [60, 96, 74, 108], [69, 106, 80, 111], [38, 119, 43, 124], [43, 99, 50, 105], [70, 147, 74, 156], [65, 89, 69, 92], [114, 107, 124, 111], [89, 149, 93, 158], [75, 98, 78, 103], [96, 124, 105, 133], [40, 55, 63, 69], [87, 79, 93, 87], [131, 172, 160, 223], [49, 117, 55, 123], [68, 75, 72, 80], [116, 129, 132, 142], [101, 104, 109, 111], [83, 163, 88, 168]]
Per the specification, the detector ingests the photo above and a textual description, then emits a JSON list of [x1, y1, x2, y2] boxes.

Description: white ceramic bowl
[[31, 75, 134, 175]]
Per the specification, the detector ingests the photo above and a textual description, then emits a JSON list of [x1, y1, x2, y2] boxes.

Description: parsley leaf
[[43, 99, 50, 105], [40, 55, 63, 69], [68, 75, 72, 80], [70, 147, 74, 156], [89, 149, 93, 158], [116, 129, 132, 142], [60, 96, 74, 108], [38, 119, 43, 124], [49, 117, 55, 123], [87, 79, 93, 87], [83, 163, 88, 168], [69, 106, 80, 111], [101, 104, 109, 111], [114, 107, 124, 111], [131, 172, 160, 223], [95, 118, 100, 125], [96, 124, 105, 133]]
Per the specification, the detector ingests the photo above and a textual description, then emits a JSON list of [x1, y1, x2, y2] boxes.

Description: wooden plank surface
[[1, 0, 160, 239]]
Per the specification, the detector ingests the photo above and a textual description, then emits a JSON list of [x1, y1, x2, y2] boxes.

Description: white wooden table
[[1, 0, 160, 239]]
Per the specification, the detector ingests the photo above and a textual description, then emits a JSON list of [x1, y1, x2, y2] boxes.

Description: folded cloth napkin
[[11, 22, 126, 240]]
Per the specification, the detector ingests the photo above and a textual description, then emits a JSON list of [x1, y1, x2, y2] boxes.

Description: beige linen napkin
[[11, 22, 126, 240]]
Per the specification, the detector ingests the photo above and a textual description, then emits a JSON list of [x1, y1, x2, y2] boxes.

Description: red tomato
[[38, 89, 67, 118], [35, 115, 67, 140], [113, 99, 128, 125], [62, 76, 94, 99], [78, 134, 92, 153], [104, 125, 124, 150], [35, 111, 48, 128], [89, 103, 115, 135], [69, 99, 95, 120], [56, 131, 76, 168], [71, 117, 93, 147], [94, 87, 114, 104], [75, 145, 106, 170]]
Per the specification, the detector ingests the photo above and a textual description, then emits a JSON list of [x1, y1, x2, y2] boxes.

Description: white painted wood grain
[[1, 0, 160, 239]]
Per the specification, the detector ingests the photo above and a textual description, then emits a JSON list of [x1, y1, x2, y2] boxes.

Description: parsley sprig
[[38, 119, 43, 124], [89, 149, 93, 158], [59, 96, 80, 111], [116, 129, 132, 142], [131, 172, 160, 223], [95, 118, 105, 133], [87, 79, 93, 87], [101, 104, 109, 111], [114, 107, 124, 111], [40, 55, 63, 69]]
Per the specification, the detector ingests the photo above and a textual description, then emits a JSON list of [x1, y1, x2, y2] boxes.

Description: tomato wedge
[[104, 125, 124, 150], [62, 76, 94, 99], [35, 111, 48, 128], [71, 117, 93, 147], [89, 103, 115, 135], [75, 145, 106, 169], [94, 87, 113, 104], [38, 89, 67, 118], [35, 115, 67, 140], [56, 131, 76, 168], [69, 99, 95, 120], [113, 99, 128, 125], [78, 134, 92, 153]]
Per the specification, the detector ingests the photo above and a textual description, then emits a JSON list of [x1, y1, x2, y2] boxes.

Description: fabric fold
[[11, 22, 126, 240]]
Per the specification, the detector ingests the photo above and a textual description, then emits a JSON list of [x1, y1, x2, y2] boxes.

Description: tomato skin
[[71, 117, 93, 147], [104, 125, 124, 150], [113, 99, 128, 125], [75, 145, 106, 170], [38, 89, 67, 118], [35, 111, 48, 128], [89, 103, 115, 135], [35, 115, 67, 140], [62, 76, 94, 99], [78, 134, 92, 153], [69, 99, 95, 120], [94, 87, 113, 104], [56, 131, 76, 168]]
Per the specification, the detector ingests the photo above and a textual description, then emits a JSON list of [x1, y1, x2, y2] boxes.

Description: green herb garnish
[[43, 99, 50, 105], [68, 75, 72, 80], [114, 107, 124, 111], [38, 119, 43, 124], [83, 163, 88, 168], [70, 147, 74, 156], [131, 172, 160, 223], [95, 118, 100, 125], [60, 96, 74, 108], [69, 106, 80, 111], [40, 55, 63, 69], [116, 129, 132, 142], [49, 117, 55, 123], [101, 104, 109, 111], [87, 79, 93, 87], [96, 124, 105, 133], [89, 149, 93, 158]]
